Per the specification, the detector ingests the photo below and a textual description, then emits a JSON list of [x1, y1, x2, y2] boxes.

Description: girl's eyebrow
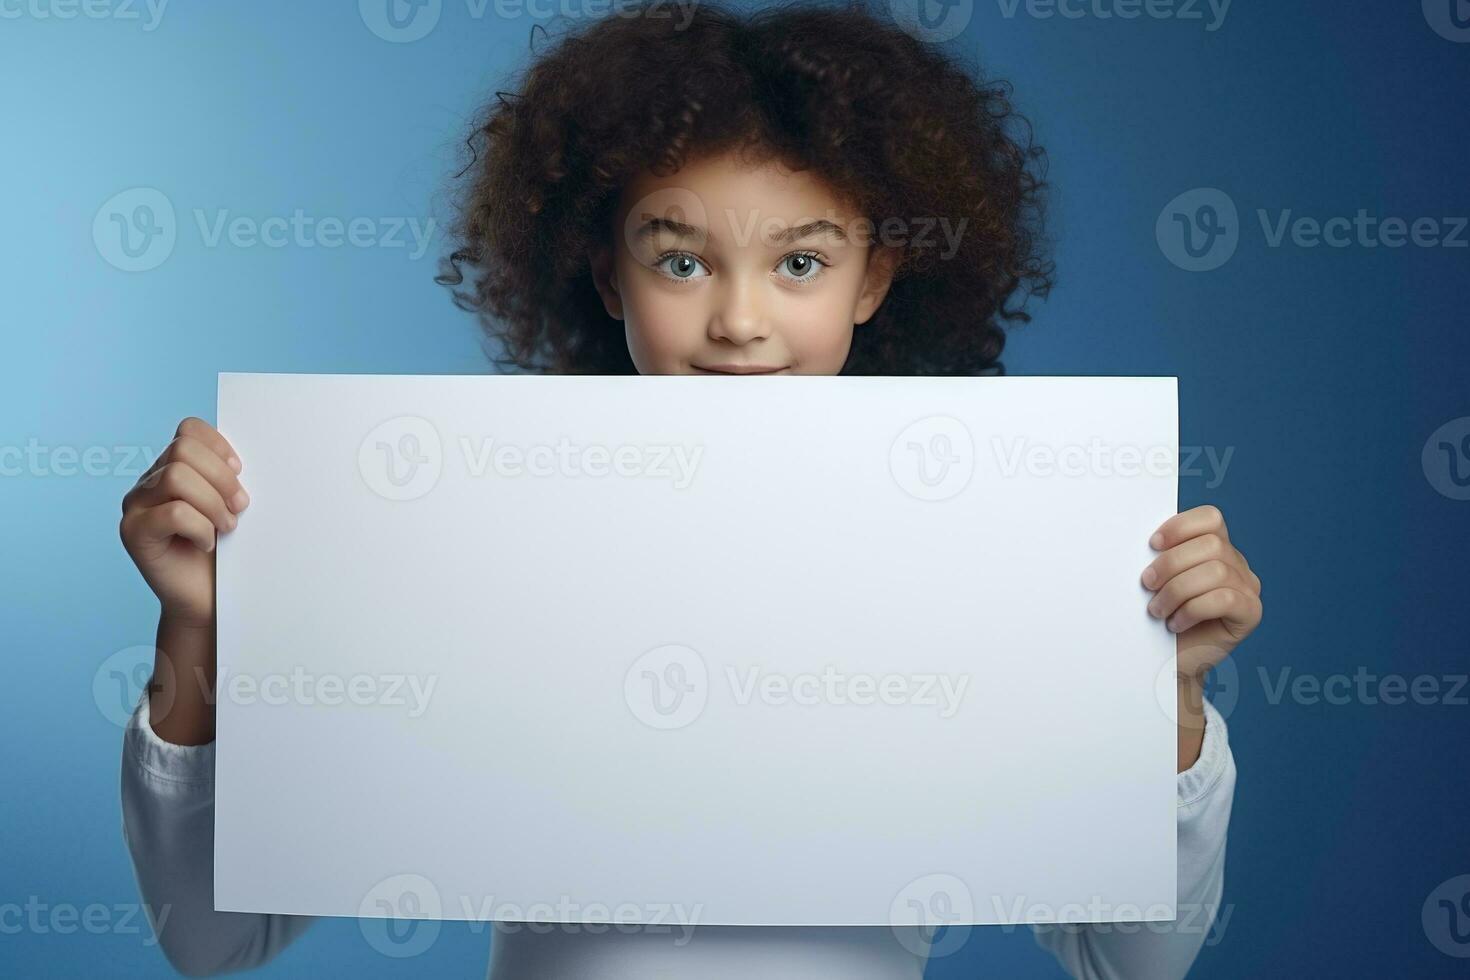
[[633, 216, 704, 242], [769, 219, 848, 245], [632, 216, 849, 246]]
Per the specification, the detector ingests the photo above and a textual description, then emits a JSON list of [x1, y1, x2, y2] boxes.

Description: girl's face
[[590, 151, 899, 376]]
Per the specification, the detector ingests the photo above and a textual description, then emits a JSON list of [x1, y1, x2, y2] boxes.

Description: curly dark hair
[[439, 0, 1052, 376]]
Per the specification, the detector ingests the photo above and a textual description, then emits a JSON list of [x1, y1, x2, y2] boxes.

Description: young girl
[[119, 3, 1260, 977]]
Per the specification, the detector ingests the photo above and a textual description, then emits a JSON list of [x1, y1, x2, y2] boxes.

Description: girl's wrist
[[158, 607, 215, 634], [150, 613, 218, 746], [1176, 676, 1207, 772]]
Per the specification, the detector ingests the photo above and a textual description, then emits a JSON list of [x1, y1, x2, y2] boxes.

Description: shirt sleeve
[[1030, 696, 1236, 980], [120, 686, 316, 977]]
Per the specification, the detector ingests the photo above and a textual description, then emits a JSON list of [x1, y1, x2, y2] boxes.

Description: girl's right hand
[[120, 417, 250, 628]]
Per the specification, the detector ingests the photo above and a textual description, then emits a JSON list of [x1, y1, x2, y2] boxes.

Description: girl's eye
[[777, 251, 828, 284], [655, 252, 710, 281]]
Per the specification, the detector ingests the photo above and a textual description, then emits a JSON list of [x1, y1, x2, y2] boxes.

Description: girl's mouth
[[692, 364, 791, 375]]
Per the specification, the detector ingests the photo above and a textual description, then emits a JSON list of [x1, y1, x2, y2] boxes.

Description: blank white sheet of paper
[[214, 372, 1179, 927]]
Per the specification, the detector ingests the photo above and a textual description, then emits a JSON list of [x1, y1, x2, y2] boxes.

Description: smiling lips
[[693, 364, 790, 374]]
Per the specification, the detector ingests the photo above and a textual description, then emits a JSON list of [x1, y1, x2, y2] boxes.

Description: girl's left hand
[[1141, 504, 1263, 685]]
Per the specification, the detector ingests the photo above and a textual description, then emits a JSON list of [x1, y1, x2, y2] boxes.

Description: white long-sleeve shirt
[[120, 690, 1235, 979]]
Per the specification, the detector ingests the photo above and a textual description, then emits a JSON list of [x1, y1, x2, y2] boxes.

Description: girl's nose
[[707, 276, 771, 345]]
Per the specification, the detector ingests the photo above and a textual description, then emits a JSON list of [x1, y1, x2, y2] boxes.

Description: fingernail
[[1149, 532, 1164, 550], [1147, 599, 1160, 617], [228, 455, 242, 473], [1166, 617, 1181, 632], [231, 489, 250, 511], [1141, 566, 1158, 589], [227, 513, 237, 529]]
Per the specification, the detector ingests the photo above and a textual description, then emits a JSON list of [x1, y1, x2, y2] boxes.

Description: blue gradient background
[[3, 1, 1468, 976]]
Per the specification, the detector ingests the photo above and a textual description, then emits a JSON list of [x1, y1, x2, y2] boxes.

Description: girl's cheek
[[778, 286, 858, 373], [625, 293, 708, 373], [613, 254, 700, 371]]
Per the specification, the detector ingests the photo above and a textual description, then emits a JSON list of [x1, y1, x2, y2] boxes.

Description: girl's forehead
[[614, 151, 858, 221], [617, 152, 862, 246]]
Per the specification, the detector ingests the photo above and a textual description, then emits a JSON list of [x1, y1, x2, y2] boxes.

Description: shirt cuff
[[124, 686, 215, 785], [1176, 695, 1229, 806]]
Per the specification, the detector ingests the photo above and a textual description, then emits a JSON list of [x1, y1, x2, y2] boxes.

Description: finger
[[177, 416, 242, 474], [124, 499, 218, 555], [1240, 555, 1261, 595], [123, 461, 236, 533], [168, 436, 248, 512], [138, 419, 228, 481], [1166, 587, 1262, 636], [1150, 504, 1228, 551], [1147, 559, 1250, 621], [129, 437, 248, 516], [1142, 533, 1239, 590], [1225, 543, 1262, 596]]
